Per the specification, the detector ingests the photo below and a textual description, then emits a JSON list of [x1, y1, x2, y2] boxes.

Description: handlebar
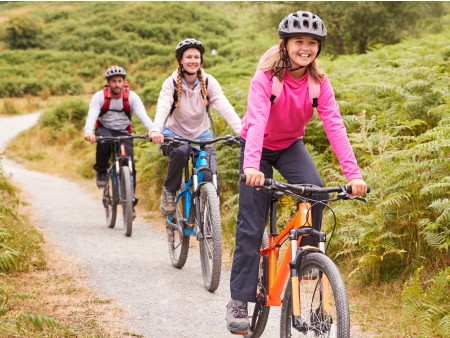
[[239, 174, 370, 202], [161, 135, 240, 147], [96, 134, 149, 142]]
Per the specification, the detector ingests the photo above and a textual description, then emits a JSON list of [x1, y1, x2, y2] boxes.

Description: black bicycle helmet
[[105, 66, 126, 80], [278, 11, 327, 41], [175, 38, 205, 61]]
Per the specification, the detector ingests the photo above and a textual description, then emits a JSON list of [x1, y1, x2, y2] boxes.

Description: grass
[[3, 239, 141, 337]]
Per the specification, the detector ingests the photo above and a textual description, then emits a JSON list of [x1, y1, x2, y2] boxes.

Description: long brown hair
[[258, 39, 325, 84], [175, 66, 209, 108]]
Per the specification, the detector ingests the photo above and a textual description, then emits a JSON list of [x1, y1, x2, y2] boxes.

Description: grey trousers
[[230, 138, 329, 302]]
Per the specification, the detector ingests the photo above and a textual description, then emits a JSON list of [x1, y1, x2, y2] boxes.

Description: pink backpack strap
[[257, 45, 283, 105], [307, 73, 320, 108]]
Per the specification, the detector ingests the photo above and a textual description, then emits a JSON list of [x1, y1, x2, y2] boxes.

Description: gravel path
[[0, 113, 282, 338], [0, 113, 372, 338]]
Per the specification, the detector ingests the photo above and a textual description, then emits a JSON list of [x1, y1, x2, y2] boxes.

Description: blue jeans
[[161, 128, 217, 192]]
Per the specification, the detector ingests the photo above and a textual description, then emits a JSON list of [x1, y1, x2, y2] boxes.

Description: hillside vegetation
[[1, 2, 449, 337]]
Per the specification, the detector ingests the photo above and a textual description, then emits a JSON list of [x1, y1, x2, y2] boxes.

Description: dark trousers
[[95, 126, 136, 191], [160, 144, 217, 192], [230, 139, 329, 302]]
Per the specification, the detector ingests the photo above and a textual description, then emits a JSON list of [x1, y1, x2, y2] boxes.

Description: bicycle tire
[[104, 171, 117, 228], [120, 166, 133, 237], [244, 230, 270, 338], [280, 253, 350, 338], [167, 194, 190, 268], [198, 183, 222, 292]]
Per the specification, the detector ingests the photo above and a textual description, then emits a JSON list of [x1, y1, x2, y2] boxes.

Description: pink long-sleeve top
[[240, 70, 362, 182]]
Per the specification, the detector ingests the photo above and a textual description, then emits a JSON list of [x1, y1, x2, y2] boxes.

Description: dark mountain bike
[[97, 134, 148, 237], [163, 135, 239, 292], [240, 175, 369, 338]]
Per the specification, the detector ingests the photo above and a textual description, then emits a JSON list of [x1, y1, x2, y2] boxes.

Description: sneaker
[[160, 187, 176, 216], [225, 299, 250, 335], [96, 171, 108, 188]]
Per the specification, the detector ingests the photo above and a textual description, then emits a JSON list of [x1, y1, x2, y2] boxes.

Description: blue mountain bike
[[163, 135, 239, 292]]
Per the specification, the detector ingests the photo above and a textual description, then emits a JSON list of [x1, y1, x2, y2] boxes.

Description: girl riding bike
[[226, 10, 368, 335]]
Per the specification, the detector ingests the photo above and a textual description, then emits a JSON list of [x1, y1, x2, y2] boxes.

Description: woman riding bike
[[150, 38, 241, 216]]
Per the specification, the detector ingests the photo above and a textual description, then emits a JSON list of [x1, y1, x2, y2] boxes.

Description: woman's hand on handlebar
[[84, 133, 96, 144], [150, 131, 164, 144], [243, 168, 265, 187], [347, 178, 368, 196]]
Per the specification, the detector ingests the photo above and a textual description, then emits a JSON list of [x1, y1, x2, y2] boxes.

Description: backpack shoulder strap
[[307, 74, 320, 108], [203, 76, 216, 137], [122, 81, 131, 119], [100, 85, 111, 116], [169, 78, 178, 115]]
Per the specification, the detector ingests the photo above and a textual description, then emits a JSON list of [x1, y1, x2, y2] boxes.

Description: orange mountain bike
[[241, 176, 369, 338]]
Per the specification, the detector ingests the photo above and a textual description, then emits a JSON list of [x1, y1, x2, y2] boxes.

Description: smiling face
[[180, 47, 202, 74], [285, 35, 320, 69]]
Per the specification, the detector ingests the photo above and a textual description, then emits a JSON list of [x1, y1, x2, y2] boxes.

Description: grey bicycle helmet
[[105, 65, 127, 80], [175, 38, 205, 61], [278, 11, 327, 41]]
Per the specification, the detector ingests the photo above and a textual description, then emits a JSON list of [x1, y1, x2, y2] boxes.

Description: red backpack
[[257, 45, 321, 108], [95, 81, 133, 132]]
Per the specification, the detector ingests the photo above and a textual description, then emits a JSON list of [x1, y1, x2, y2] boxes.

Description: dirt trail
[[0, 113, 373, 338]]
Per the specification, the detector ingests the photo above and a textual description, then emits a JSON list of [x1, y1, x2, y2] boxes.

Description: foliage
[[0, 163, 63, 335], [271, 2, 447, 54], [0, 164, 45, 273], [401, 267, 450, 338], [0, 2, 448, 98], [4, 15, 44, 49]]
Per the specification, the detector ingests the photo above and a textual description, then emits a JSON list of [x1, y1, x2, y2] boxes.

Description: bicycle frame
[[262, 197, 323, 307], [171, 145, 218, 237], [108, 141, 134, 204]]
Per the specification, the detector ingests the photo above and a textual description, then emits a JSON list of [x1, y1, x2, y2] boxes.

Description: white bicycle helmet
[[175, 38, 205, 61], [278, 11, 327, 41], [105, 66, 127, 80]]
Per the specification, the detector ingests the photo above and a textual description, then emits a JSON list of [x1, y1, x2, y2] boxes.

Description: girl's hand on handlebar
[[150, 131, 164, 144], [347, 178, 368, 196], [84, 133, 96, 144], [243, 168, 265, 187]]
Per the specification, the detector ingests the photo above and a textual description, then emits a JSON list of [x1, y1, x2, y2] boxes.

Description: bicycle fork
[[288, 221, 329, 333]]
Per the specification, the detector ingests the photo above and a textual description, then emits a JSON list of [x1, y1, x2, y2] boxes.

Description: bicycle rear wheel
[[244, 230, 270, 338], [167, 195, 190, 268], [103, 171, 117, 228], [199, 183, 222, 292], [120, 166, 133, 237], [280, 253, 350, 338]]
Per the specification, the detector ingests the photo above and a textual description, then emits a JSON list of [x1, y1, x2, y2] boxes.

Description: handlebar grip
[[239, 174, 272, 186], [345, 186, 371, 194]]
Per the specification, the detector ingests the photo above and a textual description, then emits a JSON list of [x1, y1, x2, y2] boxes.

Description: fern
[[402, 267, 450, 337]]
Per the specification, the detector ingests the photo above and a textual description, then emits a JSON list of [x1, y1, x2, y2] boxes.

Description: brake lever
[[337, 192, 367, 203]]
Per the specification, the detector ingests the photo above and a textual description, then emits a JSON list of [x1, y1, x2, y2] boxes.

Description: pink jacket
[[240, 70, 362, 182]]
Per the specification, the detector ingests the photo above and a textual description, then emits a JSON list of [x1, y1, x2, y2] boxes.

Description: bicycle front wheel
[[280, 252, 350, 338], [104, 171, 117, 228], [244, 230, 270, 338], [120, 166, 133, 237], [167, 195, 190, 268], [199, 182, 222, 292]]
